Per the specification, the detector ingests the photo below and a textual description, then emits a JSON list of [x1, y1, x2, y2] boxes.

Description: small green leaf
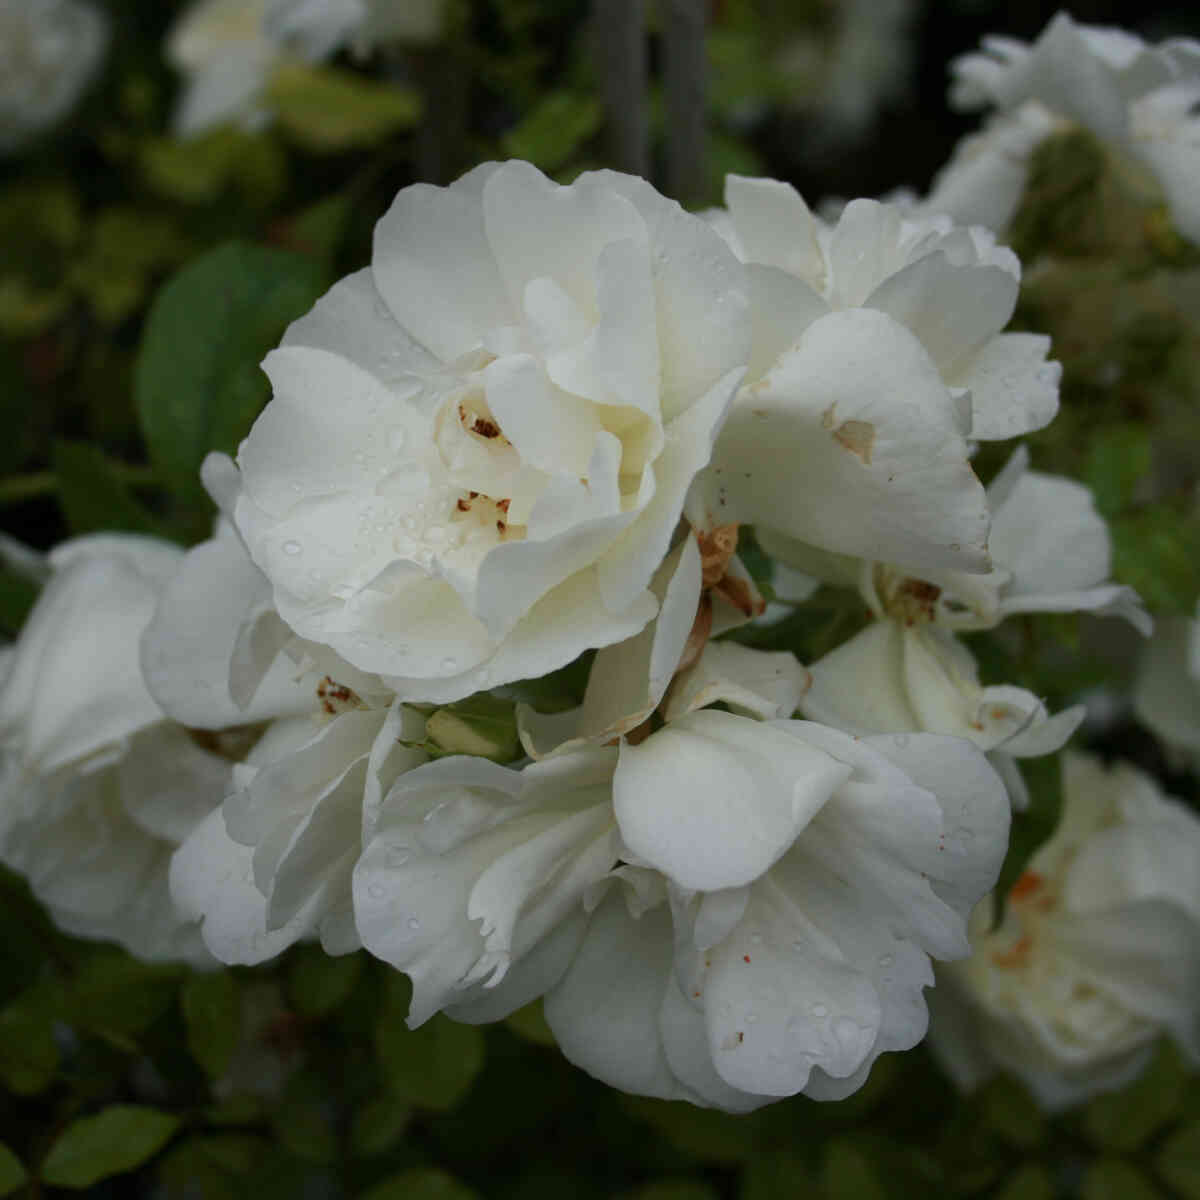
[[993, 1165, 1055, 1200], [425, 693, 521, 763], [270, 1071, 337, 1165], [68, 953, 182, 1040], [0, 982, 60, 1094], [820, 1140, 887, 1200], [0, 568, 39, 637], [502, 91, 603, 172], [1084, 1041, 1188, 1152], [740, 1150, 813, 1200], [286, 946, 364, 1019], [1085, 425, 1152, 517], [349, 1093, 411, 1158], [625, 1184, 720, 1200], [1083, 1159, 1163, 1200], [182, 971, 241, 1079], [0, 1142, 27, 1197], [139, 128, 288, 209], [1157, 1118, 1200, 1199], [52, 441, 166, 538], [361, 1167, 481, 1200], [134, 241, 328, 508], [504, 1000, 556, 1047], [376, 980, 484, 1112], [979, 1076, 1045, 1150], [266, 63, 421, 151], [41, 1105, 180, 1188]]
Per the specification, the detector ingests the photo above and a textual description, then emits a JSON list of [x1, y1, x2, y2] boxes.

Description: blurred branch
[[593, 0, 649, 178], [663, 0, 709, 206]]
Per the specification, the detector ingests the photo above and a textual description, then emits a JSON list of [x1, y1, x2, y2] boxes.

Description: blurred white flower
[[221, 161, 750, 704], [167, 0, 449, 136], [0, 536, 229, 965], [933, 13, 1200, 241], [927, 752, 1200, 1111], [0, 0, 108, 154], [703, 177, 1059, 575], [1133, 601, 1200, 769]]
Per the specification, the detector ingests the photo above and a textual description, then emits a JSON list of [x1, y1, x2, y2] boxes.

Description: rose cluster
[[3, 13, 1199, 1112]]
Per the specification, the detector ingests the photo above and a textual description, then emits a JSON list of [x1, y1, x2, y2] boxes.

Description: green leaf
[[0, 982, 60, 1094], [0, 568, 39, 637], [625, 1184, 720, 1200], [182, 971, 241, 1079], [979, 1076, 1045, 1150], [993, 1165, 1055, 1200], [361, 1167, 481, 1200], [270, 1070, 337, 1165], [266, 63, 421, 151], [424, 693, 521, 763], [139, 128, 288, 209], [41, 1105, 180, 1188], [1084, 1041, 1188, 1152], [740, 1150, 813, 1200], [52, 441, 167, 538], [1084, 424, 1152, 517], [820, 1140, 887, 1200], [349, 1093, 411, 1158], [68, 953, 182, 1042], [1157, 1118, 1200, 1199], [504, 999, 556, 1047], [1083, 1159, 1163, 1200], [286, 946, 364, 1019], [1110, 507, 1200, 615], [376, 980, 485, 1112], [624, 1096, 762, 1166], [134, 241, 328, 508], [502, 91, 603, 172], [0, 1143, 27, 1197]]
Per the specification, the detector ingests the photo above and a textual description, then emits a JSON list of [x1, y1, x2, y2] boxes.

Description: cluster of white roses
[[1, 11, 1198, 1116]]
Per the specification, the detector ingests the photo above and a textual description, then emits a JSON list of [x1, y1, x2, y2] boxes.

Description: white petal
[[951, 333, 1061, 440], [724, 174, 826, 288], [664, 641, 809, 723], [802, 622, 918, 735], [713, 309, 990, 572], [614, 710, 852, 892]]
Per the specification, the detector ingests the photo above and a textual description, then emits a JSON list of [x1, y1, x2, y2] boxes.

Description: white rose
[[943, 13, 1200, 242], [927, 751, 1200, 1111], [701, 176, 1058, 574], [266, 0, 447, 58], [0, 0, 108, 154], [0, 536, 230, 964], [222, 161, 750, 703]]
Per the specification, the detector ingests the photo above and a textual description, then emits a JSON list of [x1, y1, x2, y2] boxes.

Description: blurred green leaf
[[740, 1150, 813, 1199], [267, 63, 421, 151], [134, 241, 327, 509], [139, 129, 288, 208], [41, 1105, 180, 1188], [376, 982, 485, 1112], [0, 1144, 26, 1198], [502, 91, 602, 172], [0, 981, 60, 1094], [1083, 1159, 1164, 1200], [287, 946, 365, 1019], [979, 1076, 1045, 1150], [1157, 1118, 1200, 1198], [424, 693, 521, 763], [820, 1140, 887, 1200], [52, 441, 167, 538], [1110, 507, 1200, 615], [625, 1097, 761, 1166], [270, 1070, 337, 1165], [0, 568, 39, 639], [182, 971, 241, 1079], [68, 952, 182, 1041], [505, 1000, 556, 1047], [350, 1093, 411, 1158], [993, 1165, 1056, 1200], [1084, 425, 1152, 517], [1084, 1042, 1188, 1152], [361, 1167, 481, 1200], [624, 1183, 720, 1200]]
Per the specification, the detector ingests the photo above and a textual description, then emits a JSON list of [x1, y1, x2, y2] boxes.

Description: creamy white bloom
[[0, 0, 108, 154], [266, 0, 447, 58], [791, 447, 1146, 805], [0, 536, 231, 965], [933, 13, 1200, 241], [1133, 601, 1200, 769], [927, 752, 1200, 1111], [702, 176, 1058, 574], [223, 161, 750, 704]]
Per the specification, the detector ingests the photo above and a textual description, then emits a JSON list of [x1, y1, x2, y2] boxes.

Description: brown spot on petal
[[677, 592, 714, 675], [991, 935, 1033, 969], [832, 419, 876, 464], [697, 523, 740, 588]]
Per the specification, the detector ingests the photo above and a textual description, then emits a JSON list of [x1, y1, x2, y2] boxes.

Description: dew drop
[[407, 917, 421, 930], [367, 883, 385, 899], [353, 452, 366, 465], [745, 1012, 758, 1025], [811, 1003, 828, 1019], [960, 830, 975, 844], [441, 657, 457, 671], [878, 954, 894, 968], [893, 733, 910, 748], [282, 540, 302, 556], [750, 932, 763, 945], [388, 428, 407, 451]]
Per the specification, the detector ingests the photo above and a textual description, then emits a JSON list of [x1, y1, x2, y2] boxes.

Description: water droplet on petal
[[407, 917, 421, 930], [282, 540, 302, 556], [878, 954, 894, 968], [441, 657, 457, 671], [745, 1012, 758, 1024], [367, 883, 385, 899], [893, 733, 910, 748], [750, 932, 763, 945], [389, 428, 407, 451], [811, 1003, 828, 1019]]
